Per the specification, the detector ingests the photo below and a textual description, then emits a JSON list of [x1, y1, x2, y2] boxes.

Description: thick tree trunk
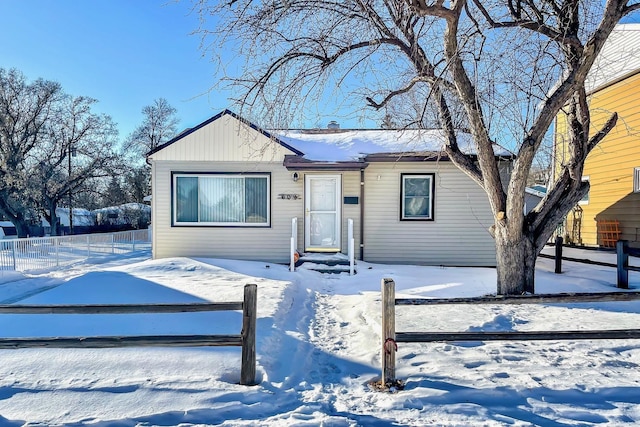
[[495, 230, 536, 295], [13, 219, 30, 239], [0, 202, 31, 238], [45, 199, 61, 236]]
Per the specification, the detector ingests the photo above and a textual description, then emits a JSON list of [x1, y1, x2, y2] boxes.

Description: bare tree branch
[[588, 112, 618, 151], [197, 0, 640, 294]]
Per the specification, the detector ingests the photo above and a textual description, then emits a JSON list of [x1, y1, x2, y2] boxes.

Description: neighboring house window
[[579, 176, 589, 205], [401, 173, 434, 221], [634, 167, 640, 193], [173, 173, 270, 226]]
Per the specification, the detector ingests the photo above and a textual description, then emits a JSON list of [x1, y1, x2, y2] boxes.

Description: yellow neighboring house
[[555, 24, 640, 248]]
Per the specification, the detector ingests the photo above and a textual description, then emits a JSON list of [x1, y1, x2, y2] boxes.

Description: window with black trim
[[173, 173, 270, 226], [401, 173, 434, 220]]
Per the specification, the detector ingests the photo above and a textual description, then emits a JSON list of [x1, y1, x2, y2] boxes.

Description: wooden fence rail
[[381, 278, 640, 388], [541, 238, 639, 289], [0, 283, 257, 386]]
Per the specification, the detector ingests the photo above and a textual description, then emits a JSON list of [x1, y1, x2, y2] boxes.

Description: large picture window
[[173, 173, 270, 226], [401, 173, 434, 221]]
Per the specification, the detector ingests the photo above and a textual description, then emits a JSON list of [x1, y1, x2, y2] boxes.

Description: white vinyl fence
[[0, 229, 151, 272]]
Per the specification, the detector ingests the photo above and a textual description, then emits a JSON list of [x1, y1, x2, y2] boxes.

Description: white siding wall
[[152, 160, 302, 263], [363, 162, 496, 266]]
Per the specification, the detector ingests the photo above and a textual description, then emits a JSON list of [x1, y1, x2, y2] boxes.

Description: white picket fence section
[[0, 229, 151, 272]]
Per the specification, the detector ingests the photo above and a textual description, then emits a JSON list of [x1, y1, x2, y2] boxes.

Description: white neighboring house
[[147, 110, 513, 266], [41, 208, 95, 234], [0, 221, 17, 239], [94, 203, 151, 228], [525, 185, 547, 214]]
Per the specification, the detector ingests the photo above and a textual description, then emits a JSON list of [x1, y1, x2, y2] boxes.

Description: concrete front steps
[[296, 252, 356, 274]]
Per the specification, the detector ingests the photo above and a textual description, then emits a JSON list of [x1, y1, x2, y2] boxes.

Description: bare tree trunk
[[13, 218, 30, 239], [43, 198, 61, 236], [195, 0, 638, 296], [0, 198, 30, 238], [495, 228, 536, 295]]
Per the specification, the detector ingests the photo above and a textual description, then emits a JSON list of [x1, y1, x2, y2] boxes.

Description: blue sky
[[1, 1, 231, 140], [3, 1, 639, 143]]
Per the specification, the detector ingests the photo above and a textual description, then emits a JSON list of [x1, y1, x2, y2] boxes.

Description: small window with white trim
[[173, 173, 270, 226], [401, 173, 435, 221], [634, 167, 640, 193], [579, 176, 590, 205]]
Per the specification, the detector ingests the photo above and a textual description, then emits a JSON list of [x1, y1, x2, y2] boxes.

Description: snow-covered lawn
[[0, 248, 638, 426]]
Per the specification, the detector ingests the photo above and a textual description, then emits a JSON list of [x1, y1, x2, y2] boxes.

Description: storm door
[[304, 175, 341, 252]]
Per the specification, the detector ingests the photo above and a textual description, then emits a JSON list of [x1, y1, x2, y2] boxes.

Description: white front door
[[305, 175, 341, 252]]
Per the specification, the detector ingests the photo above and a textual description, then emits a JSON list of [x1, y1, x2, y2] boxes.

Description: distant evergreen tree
[[124, 166, 150, 203], [103, 176, 127, 207]]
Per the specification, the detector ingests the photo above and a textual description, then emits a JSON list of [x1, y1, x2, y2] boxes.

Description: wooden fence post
[[240, 283, 257, 385], [381, 278, 396, 387], [555, 236, 563, 274], [617, 240, 629, 289]]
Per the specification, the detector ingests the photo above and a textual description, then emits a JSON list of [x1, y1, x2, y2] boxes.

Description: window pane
[[199, 177, 244, 222], [245, 177, 268, 223], [176, 177, 198, 222], [310, 178, 336, 211], [174, 174, 269, 225], [405, 178, 430, 196], [403, 176, 432, 219], [310, 212, 336, 246], [404, 196, 429, 217]]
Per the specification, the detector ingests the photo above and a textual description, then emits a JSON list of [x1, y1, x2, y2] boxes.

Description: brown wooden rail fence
[[0, 283, 257, 385], [540, 237, 640, 289], [381, 278, 640, 387]]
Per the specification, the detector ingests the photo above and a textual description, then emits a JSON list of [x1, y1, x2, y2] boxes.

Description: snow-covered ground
[[0, 248, 638, 426]]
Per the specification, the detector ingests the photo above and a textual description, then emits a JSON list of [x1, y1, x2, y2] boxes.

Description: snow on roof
[[277, 129, 508, 162], [93, 203, 150, 213], [587, 23, 640, 93], [526, 186, 547, 198], [41, 208, 95, 227]]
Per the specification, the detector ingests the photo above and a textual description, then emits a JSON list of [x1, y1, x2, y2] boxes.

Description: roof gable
[[147, 110, 303, 162]]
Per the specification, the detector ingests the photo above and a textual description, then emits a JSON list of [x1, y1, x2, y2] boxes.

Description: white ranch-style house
[[147, 110, 513, 268]]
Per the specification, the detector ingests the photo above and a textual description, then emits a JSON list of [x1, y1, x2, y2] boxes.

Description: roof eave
[[363, 151, 515, 161], [283, 155, 367, 171]]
